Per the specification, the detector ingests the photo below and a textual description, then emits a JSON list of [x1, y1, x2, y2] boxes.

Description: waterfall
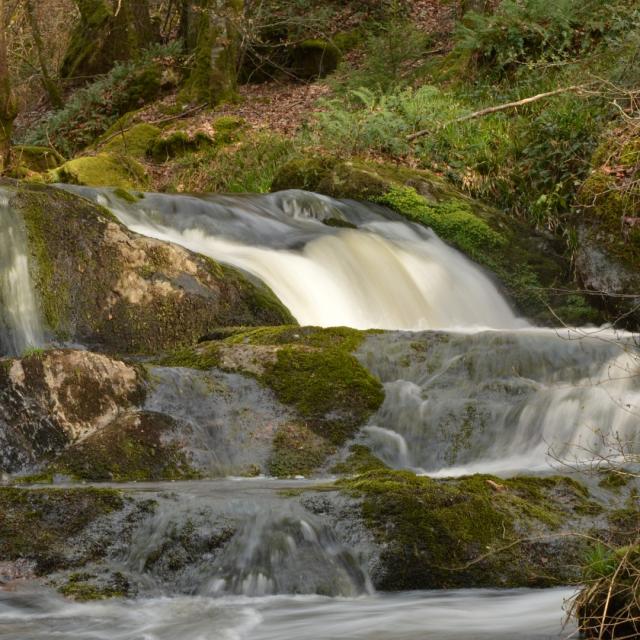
[[62, 187, 526, 332], [0, 190, 44, 356]]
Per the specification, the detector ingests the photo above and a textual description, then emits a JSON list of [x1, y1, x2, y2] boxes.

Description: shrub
[[455, 0, 639, 76]]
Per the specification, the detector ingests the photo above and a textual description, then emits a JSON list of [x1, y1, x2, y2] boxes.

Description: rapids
[[0, 585, 575, 639]]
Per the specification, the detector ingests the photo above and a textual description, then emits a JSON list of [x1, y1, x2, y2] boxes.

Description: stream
[[1, 186, 635, 638]]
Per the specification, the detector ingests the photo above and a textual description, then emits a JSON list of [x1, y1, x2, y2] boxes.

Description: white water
[[64, 187, 525, 331], [56, 187, 640, 475], [359, 328, 640, 476], [0, 586, 576, 640], [0, 190, 44, 356]]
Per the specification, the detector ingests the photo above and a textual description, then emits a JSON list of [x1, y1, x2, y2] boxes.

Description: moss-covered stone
[[289, 39, 341, 80], [10, 183, 294, 353], [0, 349, 144, 473], [338, 469, 597, 589], [272, 156, 602, 325], [59, 571, 130, 601], [331, 444, 388, 475], [573, 124, 640, 327], [0, 486, 124, 574], [102, 123, 161, 158], [51, 411, 200, 481], [50, 153, 148, 189], [160, 326, 384, 476], [11, 145, 64, 171], [149, 130, 215, 162]]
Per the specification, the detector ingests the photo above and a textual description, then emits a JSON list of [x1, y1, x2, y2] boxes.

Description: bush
[[23, 44, 181, 158], [455, 0, 639, 76]]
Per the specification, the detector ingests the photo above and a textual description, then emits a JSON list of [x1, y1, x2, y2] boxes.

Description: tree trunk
[[61, 0, 157, 81], [0, 0, 17, 173], [25, 0, 63, 108], [183, 0, 242, 105]]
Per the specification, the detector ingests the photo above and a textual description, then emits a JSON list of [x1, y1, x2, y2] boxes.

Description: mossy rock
[[573, 124, 640, 327], [338, 469, 597, 589], [101, 123, 161, 158], [272, 156, 602, 326], [51, 411, 200, 482], [149, 130, 215, 162], [50, 153, 148, 189], [0, 487, 124, 574], [160, 326, 384, 476], [11, 146, 64, 172], [8, 183, 294, 354], [289, 39, 341, 80]]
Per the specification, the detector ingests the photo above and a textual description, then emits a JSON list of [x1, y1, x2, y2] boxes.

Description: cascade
[[358, 329, 640, 475], [57, 186, 639, 475], [0, 190, 44, 356]]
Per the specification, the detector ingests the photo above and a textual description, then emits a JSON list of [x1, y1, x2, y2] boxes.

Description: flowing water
[[64, 186, 526, 331], [0, 189, 44, 356], [2, 186, 636, 638]]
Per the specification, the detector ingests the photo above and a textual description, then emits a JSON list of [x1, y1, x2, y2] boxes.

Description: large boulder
[[272, 157, 603, 326], [8, 183, 293, 353], [573, 124, 640, 327]]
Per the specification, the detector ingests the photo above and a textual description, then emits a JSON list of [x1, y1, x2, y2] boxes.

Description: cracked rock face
[[0, 350, 143, 473]]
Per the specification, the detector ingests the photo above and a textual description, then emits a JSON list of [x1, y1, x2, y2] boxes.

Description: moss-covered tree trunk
[[25, 0, 63, 108], [182, 0, 242, 105], [0, 0, 17, 173], [61, 0, 157, 80]]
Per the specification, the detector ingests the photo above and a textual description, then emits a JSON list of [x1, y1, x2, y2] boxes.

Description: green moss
[[50, 412, 199, 482], [0, 487, 123, 574], [212, 115, 246, 144], [159, 326, 383, 476], [374, 186, 506, 261], [331, 444, 388, 475], [59, 571, 129, 601], [338, 469, 592, 589], [599, 470, 632, 491], [159, 342, 221, 370], [290, 39, 341, 79], [50, 153, 148, 189], [12, 145, 64, 171], [102, 123, 161, 157], [150, 130, 215, 162]]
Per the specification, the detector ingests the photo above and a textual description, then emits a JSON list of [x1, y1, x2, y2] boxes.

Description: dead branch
[[407, 84, 591, 142]]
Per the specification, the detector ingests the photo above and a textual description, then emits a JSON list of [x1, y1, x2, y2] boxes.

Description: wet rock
[[9, 183, 293, 353]]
